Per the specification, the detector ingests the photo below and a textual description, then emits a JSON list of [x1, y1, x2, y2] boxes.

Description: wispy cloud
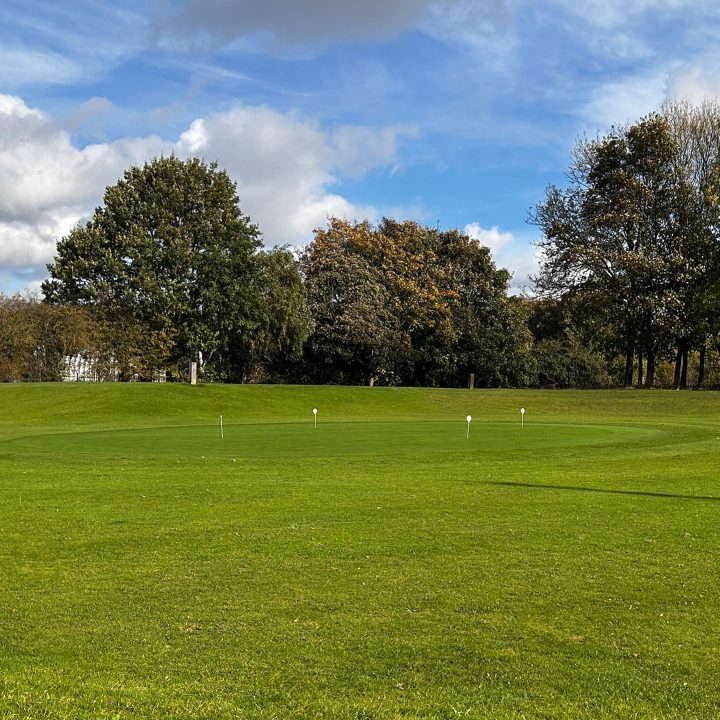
[[579, 71, 671, 129], [0, 47, 82, 87], [0, 0, 148, 88]]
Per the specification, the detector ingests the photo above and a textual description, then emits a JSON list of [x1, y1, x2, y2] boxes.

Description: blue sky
[[1, 0, 719, 294]]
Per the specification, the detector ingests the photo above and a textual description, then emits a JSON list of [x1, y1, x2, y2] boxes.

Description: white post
[[313, 407, 318, 429], [520, 407, 525, 428], [220, 414, 224, 440], [466, 414, 472, 439]]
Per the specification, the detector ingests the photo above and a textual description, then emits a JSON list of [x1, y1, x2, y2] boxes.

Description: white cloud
[[464, 223, 513, 256], [0, 95, 412, 291], [579, 72, 670, 129], [175, 105, 412, 246], [504, 243, 541, 295], [0, 210, 82, 268], [666, 62, 720, 103], [0, 95, 171, 291], [0, 95, 168, 223], [0, 47, 83, 87], [464, 223, 538, 294], [579, 56, 720, 133]]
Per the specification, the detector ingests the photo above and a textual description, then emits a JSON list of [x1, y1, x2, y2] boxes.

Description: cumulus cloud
[[0, 211, 83, 269], [464, 223, 513, 256], [0, 94, 412, 291], [504, 243, 541, 295], [175, 105, 412, 244], [464, 223, 538, 294], [0, 95, 167, 223], [0, 94, 169, 291]]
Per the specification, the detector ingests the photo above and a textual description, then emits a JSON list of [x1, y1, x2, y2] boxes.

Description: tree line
[[3, 102, 720, 388], [532, 100, 720, 389]]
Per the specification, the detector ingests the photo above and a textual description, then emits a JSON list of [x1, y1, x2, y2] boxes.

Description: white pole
[[466, 414, 472, 439], [520, 407, 525, 428], [220, 414, 224, 440], [313, 407, 318, 429]]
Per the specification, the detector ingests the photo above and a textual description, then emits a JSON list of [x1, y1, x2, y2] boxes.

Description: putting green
[[6, 419, 661, 459]]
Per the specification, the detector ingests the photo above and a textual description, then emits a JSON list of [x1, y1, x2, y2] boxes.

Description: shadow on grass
[[486, 481, 720, 502]]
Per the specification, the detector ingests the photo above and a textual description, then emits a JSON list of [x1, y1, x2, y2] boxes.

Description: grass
[[0, 383, 719, 719]]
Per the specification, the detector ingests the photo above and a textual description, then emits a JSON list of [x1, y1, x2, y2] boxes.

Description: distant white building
[[61, 354, 118, 382], [61, 354, 167, 382]]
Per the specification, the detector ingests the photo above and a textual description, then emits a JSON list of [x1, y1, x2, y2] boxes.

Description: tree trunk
[[673, 343, 683, 388], [623, 347, 634, 388], [697, 342, 706, 389], [636, 352, 643, 389], [680, 345, 689, 390], [644, 349, 655, 389]]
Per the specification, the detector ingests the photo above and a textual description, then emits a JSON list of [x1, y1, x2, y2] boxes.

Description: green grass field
[[1, 384, 718, 719]]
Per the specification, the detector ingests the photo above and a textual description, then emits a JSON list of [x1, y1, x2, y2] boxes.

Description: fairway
[[1, 385, 719, 719]]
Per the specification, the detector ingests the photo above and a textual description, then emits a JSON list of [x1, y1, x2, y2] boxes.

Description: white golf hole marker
[[220, 414, 224, 440], [520, 407, 526, 428], [466, 414, 472, 439], [313, 407, 318, 429]]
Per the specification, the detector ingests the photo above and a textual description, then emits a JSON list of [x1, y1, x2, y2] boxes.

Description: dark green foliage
[[532, 107, 720, 389], [219, 248, 313, 383], [525, 298, 610, 388], [43, 156, 310, 380], [532, 336, 610, 388]]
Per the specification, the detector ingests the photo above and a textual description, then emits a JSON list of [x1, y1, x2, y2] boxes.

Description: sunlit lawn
[[0, 384, 718, 719]]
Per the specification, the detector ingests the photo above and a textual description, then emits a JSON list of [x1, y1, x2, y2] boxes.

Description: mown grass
[[0, 384, 718, 719]]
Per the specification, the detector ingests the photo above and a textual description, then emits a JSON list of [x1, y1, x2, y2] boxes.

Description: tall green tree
[[662, 99, 720, 387], [43, 156, 310, 381], [532, 114, 693, 387]]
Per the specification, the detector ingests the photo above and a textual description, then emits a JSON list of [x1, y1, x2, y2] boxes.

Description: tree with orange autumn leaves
[[301, 218, 533, 387]]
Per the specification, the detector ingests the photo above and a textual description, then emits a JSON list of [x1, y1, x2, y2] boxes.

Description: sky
[[2, 0, 720, 295]]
